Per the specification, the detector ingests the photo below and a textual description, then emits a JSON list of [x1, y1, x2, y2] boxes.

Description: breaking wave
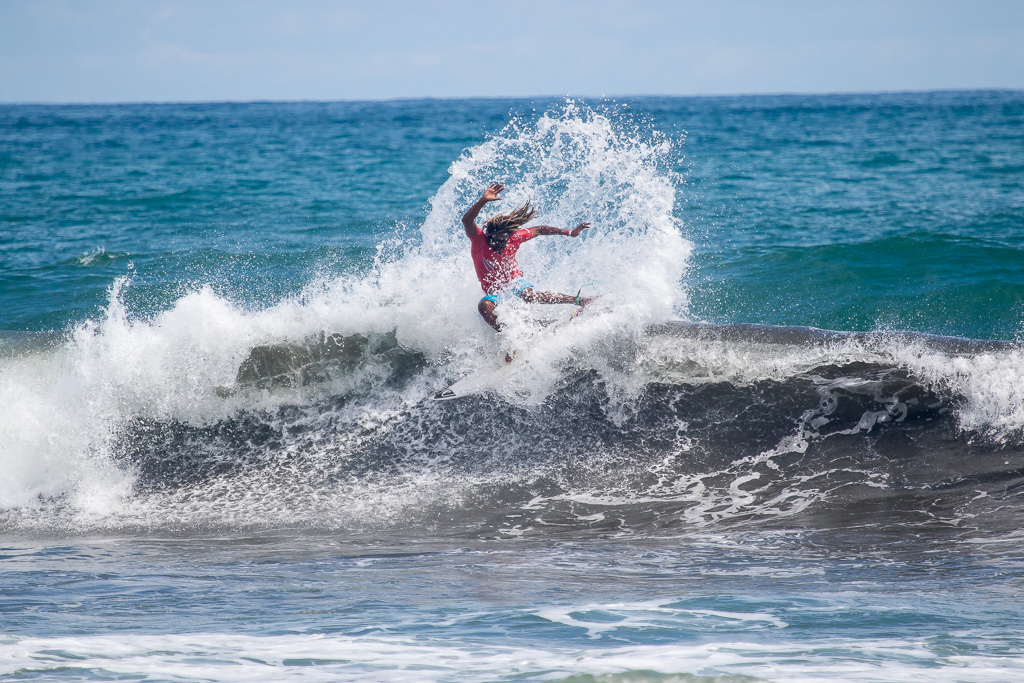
[[2, 102, 1023, 538]]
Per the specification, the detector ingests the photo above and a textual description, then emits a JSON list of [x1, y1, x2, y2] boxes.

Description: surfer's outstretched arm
[[462, 183, 504, 237], [529, 222, 591, 238]]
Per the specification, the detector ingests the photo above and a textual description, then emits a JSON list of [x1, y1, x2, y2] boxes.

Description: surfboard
[[432, 351, 524, 401]]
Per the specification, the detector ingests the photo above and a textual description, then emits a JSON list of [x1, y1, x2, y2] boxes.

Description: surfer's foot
[[578, 296, 595, 307]]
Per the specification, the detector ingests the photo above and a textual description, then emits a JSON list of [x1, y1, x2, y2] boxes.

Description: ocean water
[[2, 91, 1024, 681]]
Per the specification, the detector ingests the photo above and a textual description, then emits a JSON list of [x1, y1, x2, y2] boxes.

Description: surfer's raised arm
[[462, 183, 504, 237], [530, 222, 592, 238]]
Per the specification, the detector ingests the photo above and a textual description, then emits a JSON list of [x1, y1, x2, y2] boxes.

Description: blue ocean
[[2, 91, 1024, 682]]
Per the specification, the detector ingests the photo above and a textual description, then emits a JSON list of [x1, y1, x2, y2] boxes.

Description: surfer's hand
[[483, 183, 504, 202], [570, 222, 591, 237]]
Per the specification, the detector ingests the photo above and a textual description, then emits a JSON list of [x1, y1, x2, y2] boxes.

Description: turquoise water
[[5, 92, 1022, 337], [2, 92, 1024, 681], [677, 91, 1024, 339]]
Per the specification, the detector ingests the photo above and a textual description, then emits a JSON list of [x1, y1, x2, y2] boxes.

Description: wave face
[[2, 97, 1024, 540], [4, 309, 1024, 537]]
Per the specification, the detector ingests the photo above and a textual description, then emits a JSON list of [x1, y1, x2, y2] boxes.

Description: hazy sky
[[2, 0, 1023, 103]]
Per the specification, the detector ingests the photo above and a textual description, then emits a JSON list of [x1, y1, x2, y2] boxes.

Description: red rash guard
[[469, 227, 534, 294]]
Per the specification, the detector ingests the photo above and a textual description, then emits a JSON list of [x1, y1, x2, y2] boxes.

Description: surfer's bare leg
[[478, 299, 502, 331], [520, 289, 594, 306], [478, 299, 518, 363]]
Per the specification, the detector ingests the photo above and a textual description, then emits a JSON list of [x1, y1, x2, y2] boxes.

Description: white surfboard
[[432, 352, 525, 401]]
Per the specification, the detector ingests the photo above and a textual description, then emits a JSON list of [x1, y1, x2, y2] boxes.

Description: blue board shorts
[[480, 278, 534, 305]]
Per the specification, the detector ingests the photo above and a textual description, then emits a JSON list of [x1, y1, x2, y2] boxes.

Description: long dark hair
[[484, 201, 536, 252]]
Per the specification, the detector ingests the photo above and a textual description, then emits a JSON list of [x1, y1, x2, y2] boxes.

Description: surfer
[[462, 183, 594, 332]]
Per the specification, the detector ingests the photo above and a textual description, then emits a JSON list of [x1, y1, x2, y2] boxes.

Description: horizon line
[[2, 87, 1021, 108]]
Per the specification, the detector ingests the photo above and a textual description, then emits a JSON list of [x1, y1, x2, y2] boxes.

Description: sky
[[1, 0, 1023, 103]]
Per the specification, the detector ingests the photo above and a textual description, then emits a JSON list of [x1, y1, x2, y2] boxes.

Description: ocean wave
[[2, 102, 1023, 536], [4, 306, 1024, 536]]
